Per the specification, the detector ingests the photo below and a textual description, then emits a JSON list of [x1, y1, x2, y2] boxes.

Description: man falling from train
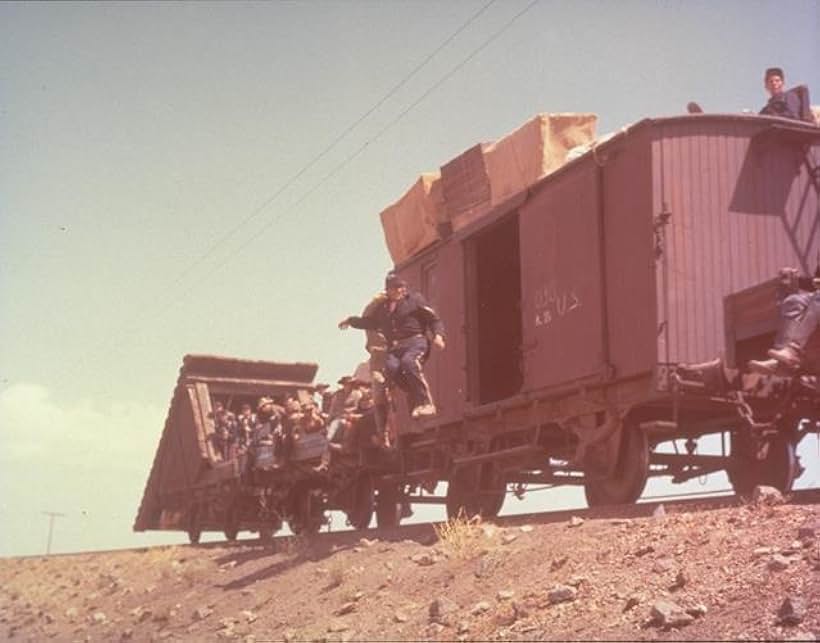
[[339, 272, 445, 418]]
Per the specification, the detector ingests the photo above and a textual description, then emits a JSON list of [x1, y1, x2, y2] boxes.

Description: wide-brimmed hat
[[256, 396, 274, 413]]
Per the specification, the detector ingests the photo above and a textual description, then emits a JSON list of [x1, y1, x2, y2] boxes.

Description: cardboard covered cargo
[[380, 113, 598, 262], [379, 173, 446, 264], [449, 113, 598, 230]]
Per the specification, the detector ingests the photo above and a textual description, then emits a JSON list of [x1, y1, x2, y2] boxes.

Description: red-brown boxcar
[[384, 114, 820, 514]]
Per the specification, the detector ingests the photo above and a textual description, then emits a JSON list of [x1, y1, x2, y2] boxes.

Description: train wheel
[[728, 430, 798, 496], [446, 465, 482, 520], [258, 527, 274, 543], [287, 485, 325, 536], [583, 425, 649, 507], [224, 504, 240, 541], [375, 483, 401, 529], [446, 463, 506, 520], [478, 463, 506, 519], [346, 473, 375, 530], [187, 504, 202, 545]]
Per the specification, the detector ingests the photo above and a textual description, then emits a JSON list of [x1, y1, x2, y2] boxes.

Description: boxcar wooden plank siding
[[389, 114, 819, 435]]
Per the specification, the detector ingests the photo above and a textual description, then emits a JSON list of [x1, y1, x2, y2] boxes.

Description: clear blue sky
[[1, 0, 818, 556]]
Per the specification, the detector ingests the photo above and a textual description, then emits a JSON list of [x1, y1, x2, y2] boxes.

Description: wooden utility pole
[[42, 511, 65, 555]]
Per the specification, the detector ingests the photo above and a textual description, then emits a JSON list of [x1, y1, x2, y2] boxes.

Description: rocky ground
[[1, 490, 818, 642]]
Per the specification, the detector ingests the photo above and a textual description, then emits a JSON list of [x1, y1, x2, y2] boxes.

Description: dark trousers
[[776, 290, 820, 350], [385, 335, 433, 409]]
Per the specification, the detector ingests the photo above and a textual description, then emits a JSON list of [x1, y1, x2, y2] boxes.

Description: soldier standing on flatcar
[[236, 403, 256, 451], [251, 397, 286, 468], [212, 401, 237, 461], [339, 272, 445, 419]]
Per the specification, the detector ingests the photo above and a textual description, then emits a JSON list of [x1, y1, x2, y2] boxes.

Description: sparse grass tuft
[[434, 510, 485, 560]]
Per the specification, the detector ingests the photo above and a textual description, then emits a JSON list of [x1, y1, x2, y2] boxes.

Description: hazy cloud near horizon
[[0, 383, 168, 556]]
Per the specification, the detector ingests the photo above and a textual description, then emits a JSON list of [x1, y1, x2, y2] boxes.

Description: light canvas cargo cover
[[380, 113, 598, 262], [379, 173, 445, 265], [133, 354, 317, 532]]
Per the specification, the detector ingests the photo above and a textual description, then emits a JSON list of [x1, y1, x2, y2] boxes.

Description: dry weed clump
[[434, 511, 485, 559]]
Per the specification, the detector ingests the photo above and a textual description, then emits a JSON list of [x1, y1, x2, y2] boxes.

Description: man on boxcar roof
[[339, 272, 445, 418], [759, 67, 806, 121]]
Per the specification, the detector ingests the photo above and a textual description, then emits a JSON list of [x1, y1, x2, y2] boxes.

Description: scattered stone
[[548, 585, 577, 604], [335, 603, 356, 616], [359, 537, 377, 547], [474, 558, 491, 578], [519, 525, 534, 533], [429, 597, 459, 625], [623, 596, 641, 612], [411, 553, 435, 566], [425, 623, 445, 637], [240, 588, 255, 596], [194, 607, 213, 621], [457, 621, 470, 634], [568, 575, 587, 587], [501, 532, 519, 545], [778, 596, 807, 626], [550, 555, 569, 571], [769, 554, 791, 571], [652, 504, 667, 518], [797, 520, 819, 543], [497, 590, 514, 601], [121, 628, 134, 639], [65, 607, 79, 621], [352, 591, 365, 602], [686, 604, 708, 618], [670, 569, 688, 589], [568, 516, 584, 528], [471, 601, 491, 615], [282, 629, 296, 642], [652, 558, 675, 574], [480, 525, 498, 539], [91, 612, 107, 625], [752, 485, 785, 505], [240, 610, 257, 623], [327, 619, 349, 632], [393, 611, 409, 623], [650, 600, 694, 629], [753, 547, 775, 557], [635, 545, 655, 557]]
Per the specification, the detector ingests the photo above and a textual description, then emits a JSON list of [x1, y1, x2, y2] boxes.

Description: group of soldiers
[[210, 375, 382, 469]]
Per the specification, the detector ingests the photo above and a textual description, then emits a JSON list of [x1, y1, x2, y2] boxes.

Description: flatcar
[[133, 355, 385, 542]]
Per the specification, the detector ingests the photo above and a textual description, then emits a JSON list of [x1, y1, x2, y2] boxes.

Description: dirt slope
[[1, 498, 818, 642]]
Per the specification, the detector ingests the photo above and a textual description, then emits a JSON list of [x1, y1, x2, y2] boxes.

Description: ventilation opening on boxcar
[[470, 214, 523, 404]]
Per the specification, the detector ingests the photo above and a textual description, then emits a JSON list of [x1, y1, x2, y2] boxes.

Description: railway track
[[185, 485, 820, 553], [11, 487, 818, 561]]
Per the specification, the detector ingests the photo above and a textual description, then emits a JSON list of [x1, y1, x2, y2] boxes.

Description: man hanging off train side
[[338, 272, 445, 419]]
